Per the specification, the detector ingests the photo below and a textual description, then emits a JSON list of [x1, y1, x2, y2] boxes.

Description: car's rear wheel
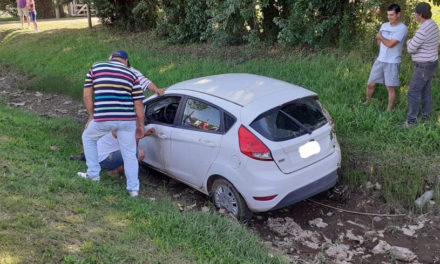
[[211, 178, 253, 221]]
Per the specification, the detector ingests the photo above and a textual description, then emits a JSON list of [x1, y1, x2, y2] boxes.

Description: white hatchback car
[[139, 73, 341, 220]]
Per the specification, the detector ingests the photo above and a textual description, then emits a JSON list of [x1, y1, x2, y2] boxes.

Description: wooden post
[[87, 3, 92, 28]]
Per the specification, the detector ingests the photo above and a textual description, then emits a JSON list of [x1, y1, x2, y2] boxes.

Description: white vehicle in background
[[139, 73, 341, 220]]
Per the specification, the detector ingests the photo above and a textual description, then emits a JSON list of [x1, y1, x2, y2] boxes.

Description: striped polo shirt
[[407, 19, 439, 62], [84, 60, 145, 122], [130, 67, 151, 91]]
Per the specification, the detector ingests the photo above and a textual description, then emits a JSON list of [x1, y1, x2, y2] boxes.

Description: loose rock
[[308, 218, 328, 228]]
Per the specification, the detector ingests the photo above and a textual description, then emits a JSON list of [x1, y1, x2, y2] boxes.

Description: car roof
[[166, 73, 316, 107]]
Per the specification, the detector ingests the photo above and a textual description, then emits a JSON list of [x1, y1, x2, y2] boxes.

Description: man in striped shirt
[[79, 50, 145, 197], [404, 2, 439, 126]]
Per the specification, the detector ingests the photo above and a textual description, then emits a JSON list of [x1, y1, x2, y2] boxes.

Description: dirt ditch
[[1, 71, 439, 263]]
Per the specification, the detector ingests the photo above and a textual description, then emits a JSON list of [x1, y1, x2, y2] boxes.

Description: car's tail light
[[238, 126, 273, 161]]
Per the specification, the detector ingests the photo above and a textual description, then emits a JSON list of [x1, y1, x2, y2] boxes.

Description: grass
[[0, 20, 439, 201], [0, 104, 284, 263]]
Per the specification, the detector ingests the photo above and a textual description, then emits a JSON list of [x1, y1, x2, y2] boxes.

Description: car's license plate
[[299, 141, 321, 159]]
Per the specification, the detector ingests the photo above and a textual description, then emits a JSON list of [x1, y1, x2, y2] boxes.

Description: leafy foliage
[[204, 0, 269, 45], [155, 0, 209, 43], [93, 0, 158, 31], [275, 0, 357, 47]]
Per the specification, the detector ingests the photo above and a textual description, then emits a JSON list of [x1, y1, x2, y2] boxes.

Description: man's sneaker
[[421, 114, 431, 122], [70, 153, 86, 161], [77, 172, 99, 181], [128, 190, 139, 197], [400, 120, 417, 128], [34, 29, 38, 33]]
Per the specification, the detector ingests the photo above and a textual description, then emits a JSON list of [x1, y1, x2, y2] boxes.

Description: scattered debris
[[325, 243, 354, 263], [186, 203, 196, 210], [375, 182, 382, 190], [268, 217, 321, 249], [55, 109, 68, 114], [347, 220, 367, 230], [371, 240, 391, 254], [364, 230, 385, 239], [10, 101, 26, 106], [389, 246, 417, 262], [345, 229, 364, 244], [372, 240, 417, 262], [337, 219, 344, 226], [414, 190, 434, 208], [201, 206, 209, 213], [308, 218, 328, 228], [148, 197, 156, 201], [50, 145, 59, 151], [35, 92, 43, 97], [373, 216, 382, 223], [400, 216, 427, 237]]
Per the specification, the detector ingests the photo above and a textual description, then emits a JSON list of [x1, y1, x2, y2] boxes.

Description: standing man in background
[[78, 50, 145, 197], [16, 0, 30, 29], [403, 2, 439, 127], [365, 4, 408, 111]]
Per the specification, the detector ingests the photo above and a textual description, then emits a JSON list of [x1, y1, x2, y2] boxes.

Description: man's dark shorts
[[100, 151, 138, 170]]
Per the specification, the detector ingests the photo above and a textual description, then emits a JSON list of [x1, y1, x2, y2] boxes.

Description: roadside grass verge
[[0, 104, 284, 263], [0, 20, 439, 210]]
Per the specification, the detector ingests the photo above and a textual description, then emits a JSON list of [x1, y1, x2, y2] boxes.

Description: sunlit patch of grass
[[0, 252, 20, 264]]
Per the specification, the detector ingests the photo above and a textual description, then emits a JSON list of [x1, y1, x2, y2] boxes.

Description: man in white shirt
[[365, 4, 408, 111]]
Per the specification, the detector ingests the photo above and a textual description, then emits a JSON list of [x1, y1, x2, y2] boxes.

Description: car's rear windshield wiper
[[279, 109, 313, 135]]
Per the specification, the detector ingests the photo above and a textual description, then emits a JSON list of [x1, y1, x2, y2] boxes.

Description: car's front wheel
[[211, 178, 252, 221]]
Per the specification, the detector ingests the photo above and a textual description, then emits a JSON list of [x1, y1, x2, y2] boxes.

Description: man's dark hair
[[388, 4, 401, 13]]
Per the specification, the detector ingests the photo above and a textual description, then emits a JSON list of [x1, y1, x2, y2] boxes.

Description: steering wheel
[[162, 104, 173, 123]]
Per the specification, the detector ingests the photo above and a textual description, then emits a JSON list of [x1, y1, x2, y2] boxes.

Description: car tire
[[211, 178, 253, 221]]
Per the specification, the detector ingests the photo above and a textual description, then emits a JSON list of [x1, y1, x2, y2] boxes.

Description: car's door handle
[[157, 133, 168, 139], [199, 139, 215, 147]]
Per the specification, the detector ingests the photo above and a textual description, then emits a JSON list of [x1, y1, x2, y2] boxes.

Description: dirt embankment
[[1, 71, 440, 263]]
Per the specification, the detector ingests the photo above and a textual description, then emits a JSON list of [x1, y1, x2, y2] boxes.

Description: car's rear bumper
[[237, 149, 340, 212], [271, 169, 337, 211]]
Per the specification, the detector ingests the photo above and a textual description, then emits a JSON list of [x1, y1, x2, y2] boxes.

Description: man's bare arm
[[377, 32, 399, 48], [147, 82, 165, 96], [83, 88, 94, 128], [134, 100, 145, 141]]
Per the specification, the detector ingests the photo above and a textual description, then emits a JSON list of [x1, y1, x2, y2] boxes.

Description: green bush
[[94, 0, 158, 31], [275, 0, 360, 47], [204, 0, 269, 45], [155, 0, 209, 43]]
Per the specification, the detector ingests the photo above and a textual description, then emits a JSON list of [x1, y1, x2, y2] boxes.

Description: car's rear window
[[250, 97, 327, 141]]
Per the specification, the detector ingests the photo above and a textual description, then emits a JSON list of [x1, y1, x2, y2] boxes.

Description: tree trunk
[[87, 3, 92, 28], [54, 0, 60, 19]]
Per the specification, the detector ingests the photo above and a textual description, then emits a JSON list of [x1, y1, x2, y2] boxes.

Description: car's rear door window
[[250, 97, 327, 141], [181, 98, 221, 132]]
